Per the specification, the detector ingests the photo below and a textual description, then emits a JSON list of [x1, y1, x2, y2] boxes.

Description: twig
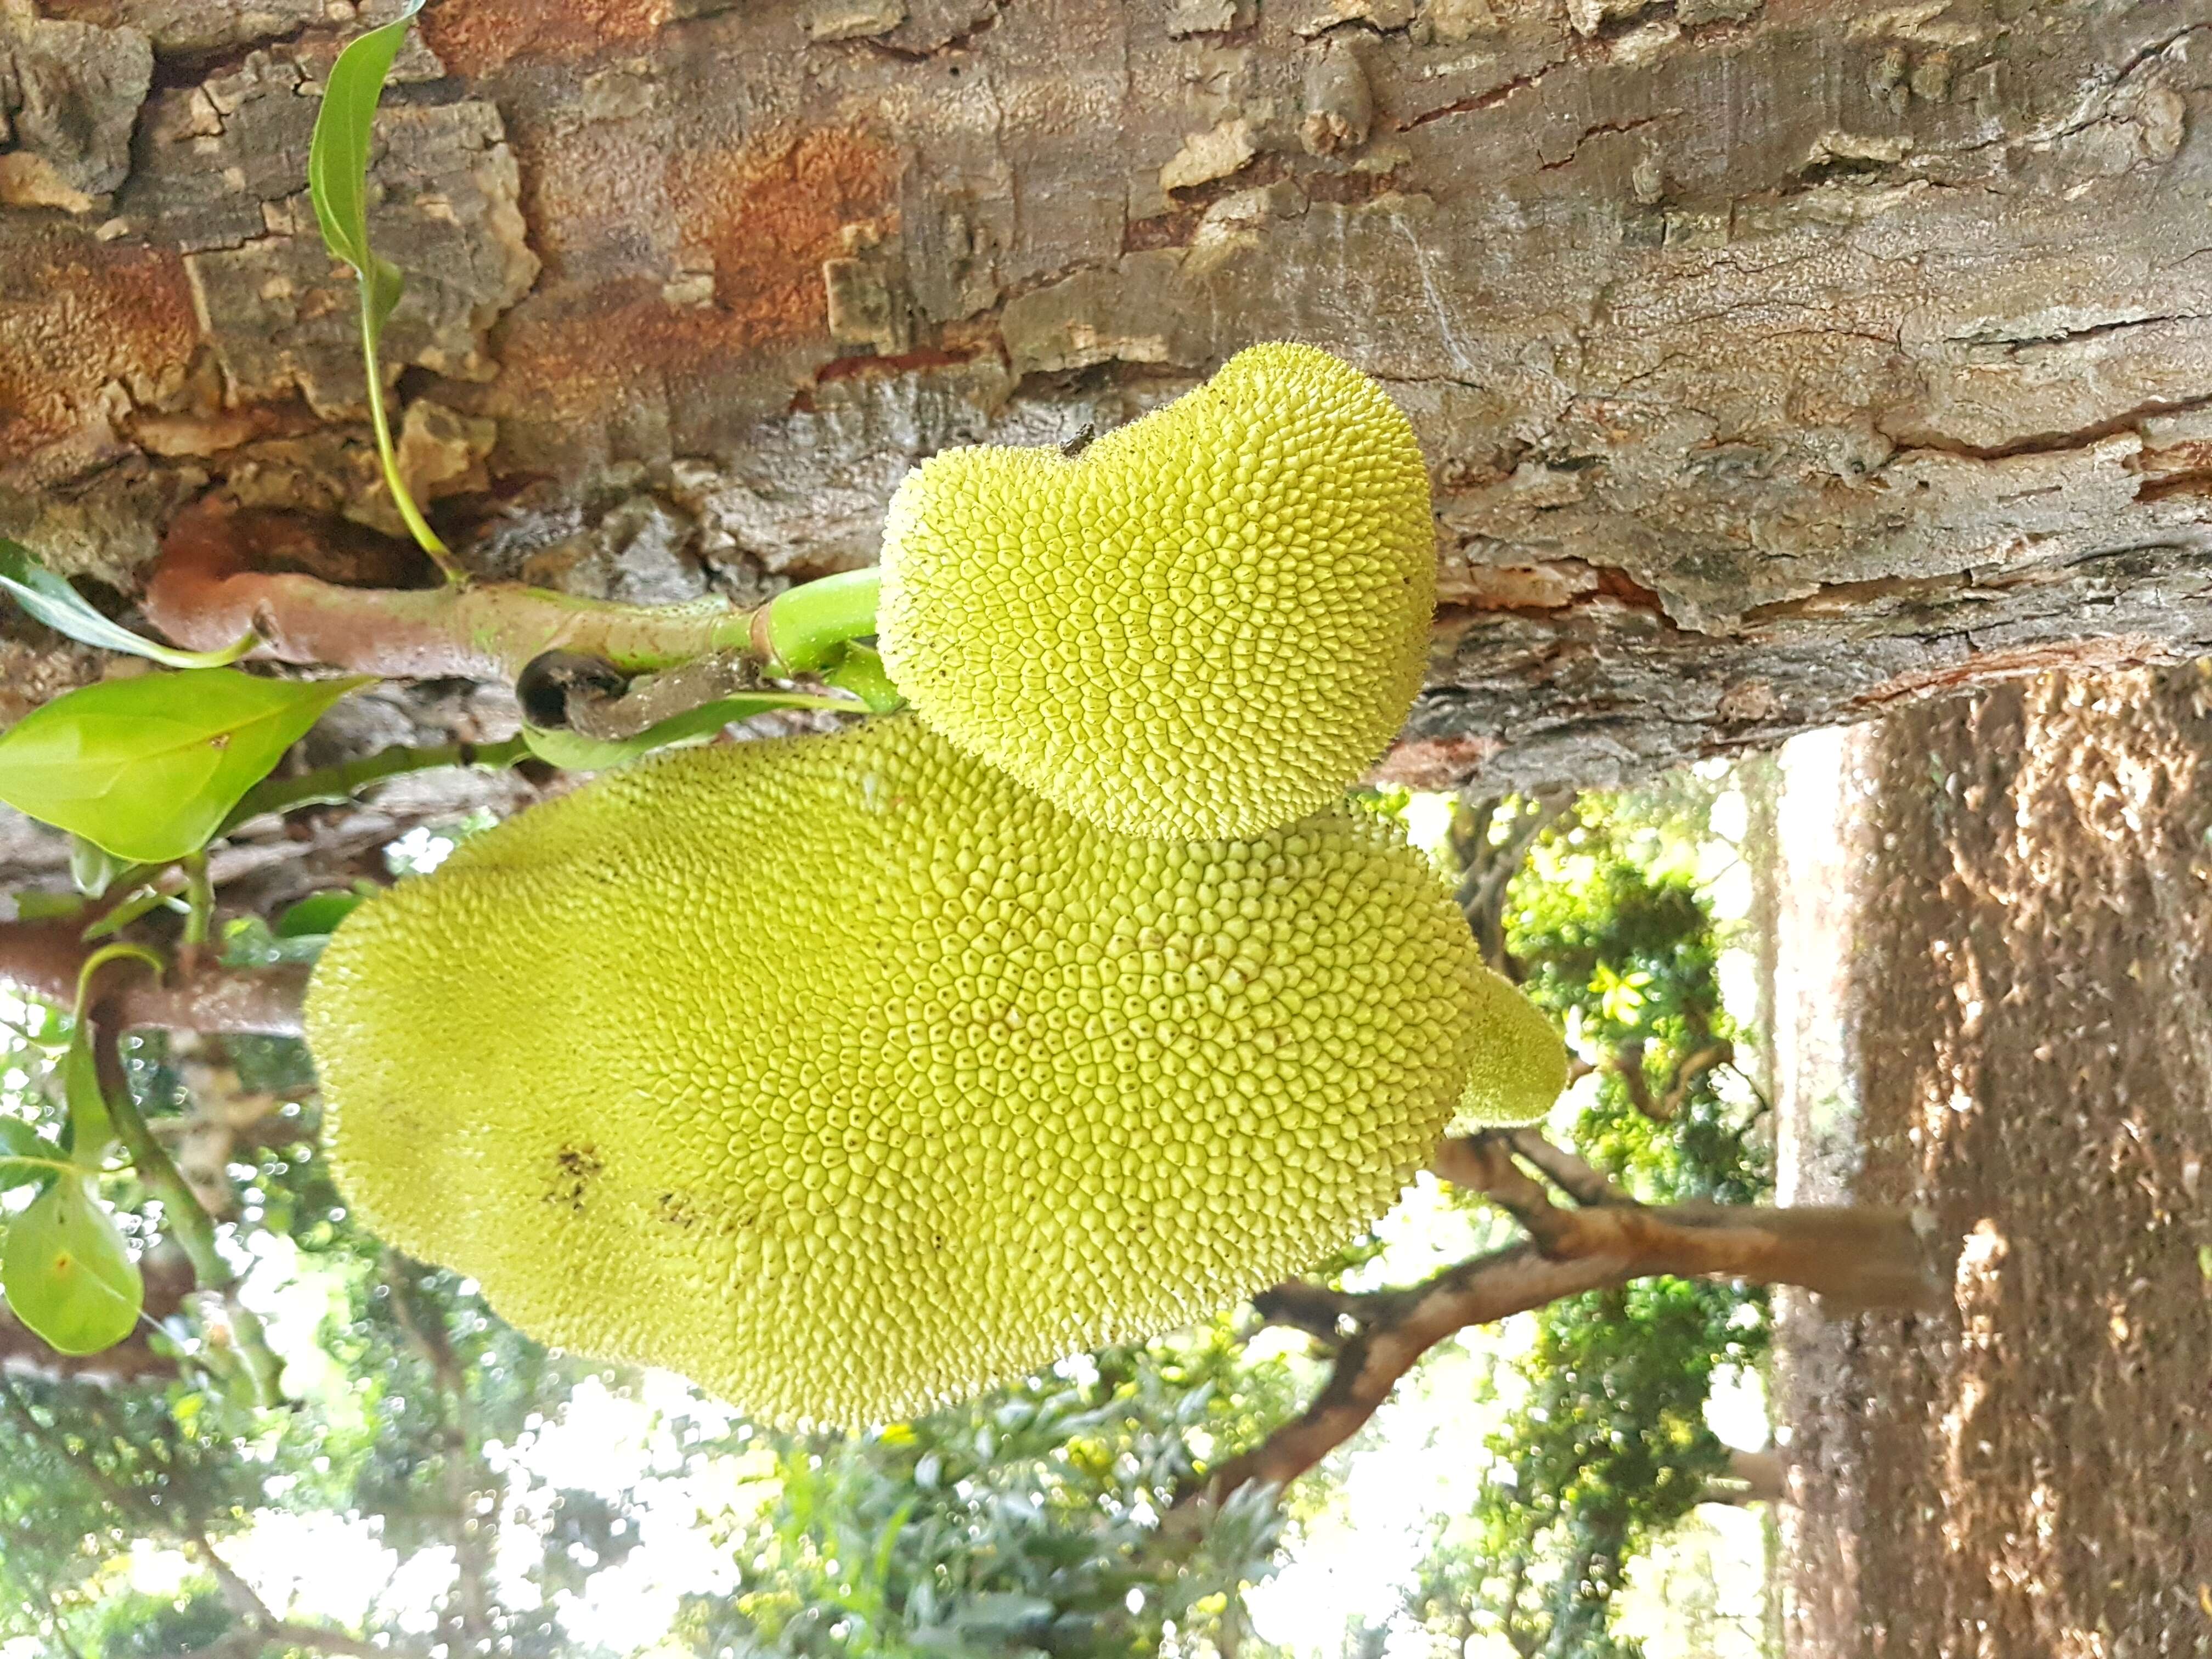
[[92, 1019, 286, 1407], [1180, 1166, 1946, 1506], [1248, 1281, 1375, 1345], [1504, 1129, 1633, 1207], [1658, 1041, 1733, 1119], [1452, 788, 1577, 973], [1432, 1132, 1579, 1254], [145, 499, 753, 678], [180, 853, 214, 958], [223, 735, 529, 832], [381, 1254, 495, 1652], [144, 496, 881, 684]]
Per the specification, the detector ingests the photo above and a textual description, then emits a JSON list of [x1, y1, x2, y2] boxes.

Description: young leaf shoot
[[307, 0, 457, 581]]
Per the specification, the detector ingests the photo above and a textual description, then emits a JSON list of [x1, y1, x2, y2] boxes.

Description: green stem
[[820, 642, 905, 713], [221, 735, 529, 834], [761, 567, 883, 673], [93, 1026, 284, 1407], [180, 855, 213, 950], [362, 288, 462, 586]]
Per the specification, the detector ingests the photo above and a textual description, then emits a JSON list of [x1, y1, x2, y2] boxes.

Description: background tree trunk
[[5, 0, 2212, 856]]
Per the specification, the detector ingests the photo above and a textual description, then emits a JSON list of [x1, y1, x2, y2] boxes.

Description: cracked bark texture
[[7, 0, 2212, 846]]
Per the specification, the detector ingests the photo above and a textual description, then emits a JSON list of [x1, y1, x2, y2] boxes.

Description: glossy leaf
[[0, 669, 374, 863], [0, 539, 253, 668], [520, 692, 860, 772], [307, 0, 423, 346], [2, 1174, 143, 1355]]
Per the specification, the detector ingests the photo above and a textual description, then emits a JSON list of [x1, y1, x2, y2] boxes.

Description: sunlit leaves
[[703, 1326, 1299, 1655], [0, 669, 373, 862], [1, 1175, 143, 1356], [0, 539, 253, 668]]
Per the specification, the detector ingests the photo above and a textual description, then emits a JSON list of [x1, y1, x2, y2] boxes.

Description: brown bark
[[3, 0, 2211, 829]]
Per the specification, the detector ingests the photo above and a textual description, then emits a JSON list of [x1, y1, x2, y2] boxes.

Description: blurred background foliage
[[0, 771, 1777, 1659]]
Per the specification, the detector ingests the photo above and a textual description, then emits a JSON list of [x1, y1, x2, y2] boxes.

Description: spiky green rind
[[878, 342, 1435, 840], [308, 717, 1500, 1428]]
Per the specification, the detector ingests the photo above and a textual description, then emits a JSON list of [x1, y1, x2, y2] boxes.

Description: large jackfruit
[[877, 343, 1435, 840], [308, 718, 1554, 1428]]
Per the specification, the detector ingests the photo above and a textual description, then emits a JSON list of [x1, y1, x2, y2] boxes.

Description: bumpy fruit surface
[[877, 342, 1435, 840], [1458, 972, 1569, 1128], [306, 719, 1544, 1429]]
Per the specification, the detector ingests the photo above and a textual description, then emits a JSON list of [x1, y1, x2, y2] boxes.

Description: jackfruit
[[307, 716, 1554, 1428], [877, 342, 1435, 840], [1458, 972, 1568, 1128]]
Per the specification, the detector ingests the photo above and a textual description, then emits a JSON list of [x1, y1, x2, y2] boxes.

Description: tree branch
[[1182, 1140, 1946, 1506], [1452, 789, 1576, 974], [1502, 1129, 1632, 1207], [1248, 1280, 1372, 1346], [145, 497, 781, 681], [0, 921, 306, 1035], [1432, 1133, 1581, 1253]]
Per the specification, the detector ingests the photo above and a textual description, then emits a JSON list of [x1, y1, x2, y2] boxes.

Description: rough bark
[[7, 0, 2212, 831]]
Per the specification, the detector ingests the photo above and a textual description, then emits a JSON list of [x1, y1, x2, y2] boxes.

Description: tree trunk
[[5, 0, 2212, 825]]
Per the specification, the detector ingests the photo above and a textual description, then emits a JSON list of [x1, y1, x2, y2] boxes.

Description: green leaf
[[1, 1174, 144, 1356], [308, 0, 424, 346], [0, 539, 254, 668], [276, 890, 366, 938], [521, 692, 861, 771], [306, 0, 459, 578], [0, 1119, 64, 1195], [0, 668, 374, 863]]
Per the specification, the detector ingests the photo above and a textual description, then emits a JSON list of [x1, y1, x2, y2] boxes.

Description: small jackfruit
[[877, 342, 1435, 840], [306, 718, 1549, 1429], [1457, 973, 1568, 1128]]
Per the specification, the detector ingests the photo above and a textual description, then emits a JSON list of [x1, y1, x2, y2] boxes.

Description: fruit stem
[[758, 567, 883, 674]]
